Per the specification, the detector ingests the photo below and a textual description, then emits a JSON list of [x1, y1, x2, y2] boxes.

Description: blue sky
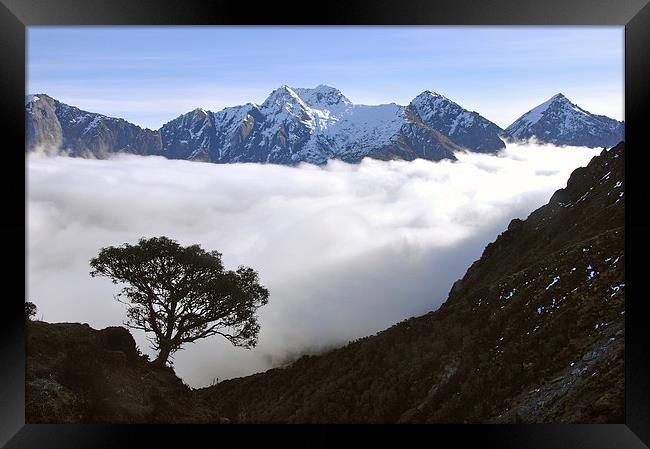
[[27, 26, 623, 130]]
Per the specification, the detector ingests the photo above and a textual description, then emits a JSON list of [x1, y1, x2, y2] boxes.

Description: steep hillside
[[201, 142, 625, 423], [25, 94, 162, 157], [25, 321, 222, 423]]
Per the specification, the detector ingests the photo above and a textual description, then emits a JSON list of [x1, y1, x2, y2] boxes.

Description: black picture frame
[[2, 0, 649, 447]]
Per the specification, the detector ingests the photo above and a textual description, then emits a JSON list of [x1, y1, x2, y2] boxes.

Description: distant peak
[[309, 84, 342, 94], [269, 85, 300, 97], [262, 85, 298, 101], [526, 94, 574, 115], [550, 93, 572, 103], [26, 93, 52, 104], [260, 85, 307, 112], [291, 85, 351, 107], [26, 93, 61, 107], [414, 90, 453, 103], [411, 90, 459, 110]]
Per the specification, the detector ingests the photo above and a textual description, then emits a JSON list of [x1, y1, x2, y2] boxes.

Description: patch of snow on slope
[[83, 116, 103, 134], [449, 112, 476, 135], [324, 104, 406, 150], [25, 94, 40, 105]]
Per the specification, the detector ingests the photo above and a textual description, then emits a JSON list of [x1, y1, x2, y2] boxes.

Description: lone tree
[[90, 236, 269, 367]]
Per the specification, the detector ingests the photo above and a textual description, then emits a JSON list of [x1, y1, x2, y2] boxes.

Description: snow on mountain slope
[[408, 91, 506, 153], [293, 85, 352, 107], [291, 85, 353, 132], [25, 94, 40, 105], [24, 87, 499, 164], [321, 104, 406, 159], [27, 87, 622, 165], [505, 94, 624, 148], [156, 85, 464, 164], [158, 108, 218, 160]]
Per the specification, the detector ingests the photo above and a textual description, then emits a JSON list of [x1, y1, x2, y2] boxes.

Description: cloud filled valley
[[27, 142, 601, 387]]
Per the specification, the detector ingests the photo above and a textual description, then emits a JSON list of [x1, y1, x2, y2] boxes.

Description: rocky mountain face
[[200, 143, 625, 423], [26, 321, 222, 423], [505, 93, 624, 148], [25, 95, 162, 158], [408, 91, 505, 153], [26, 90, 625, 163], [25, 86, 507, 164]]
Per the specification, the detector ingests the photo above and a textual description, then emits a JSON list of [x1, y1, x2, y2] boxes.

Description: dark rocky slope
[[408, 91, 505, 153], [201, 142, 625, 423], [26, 321, 221, 423], [26, 94, 162, 158], [505, 93, 624, 148]]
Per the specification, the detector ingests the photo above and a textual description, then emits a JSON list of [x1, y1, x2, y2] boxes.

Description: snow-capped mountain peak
[[261, 85, 307, 109], [292, 85, 352, 109], [517, 93, 588, 126], [25, 85, 624, 165], [515, 95, 561, 126], [25, 94, 41, 105], [418, 90, 450, 100], [408, 90, 506, 153], [505, 94, 624, 148], [410, 90, 464, 118]]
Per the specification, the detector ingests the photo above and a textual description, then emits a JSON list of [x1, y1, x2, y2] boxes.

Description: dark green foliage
[[89, 236, 269, 366]]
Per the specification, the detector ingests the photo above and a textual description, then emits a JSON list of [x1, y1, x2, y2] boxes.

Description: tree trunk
[[152, 344, 172, 367]]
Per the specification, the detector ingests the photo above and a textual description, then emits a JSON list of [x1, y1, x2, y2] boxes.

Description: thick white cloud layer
[[27, 142, 601, 387]]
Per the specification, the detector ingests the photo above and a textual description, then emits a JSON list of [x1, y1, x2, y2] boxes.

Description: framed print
[[2, 0, 649, 447]]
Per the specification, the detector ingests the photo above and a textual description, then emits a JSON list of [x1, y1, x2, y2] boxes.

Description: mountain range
[[25, 86, 624, 165]]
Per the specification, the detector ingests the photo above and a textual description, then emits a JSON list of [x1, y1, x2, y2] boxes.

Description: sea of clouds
[[27, 142, 601, 387]]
